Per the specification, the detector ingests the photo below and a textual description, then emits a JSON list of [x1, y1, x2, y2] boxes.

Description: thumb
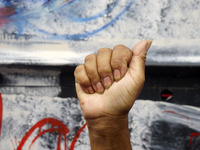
[[129, 40, 152, 75]]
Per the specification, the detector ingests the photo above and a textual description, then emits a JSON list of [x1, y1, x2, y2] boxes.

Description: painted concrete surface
[[0, 0, 200, 66], [1, 94, 200, 150], [0, 1, 200, 149], [0, 68, 199, 150]]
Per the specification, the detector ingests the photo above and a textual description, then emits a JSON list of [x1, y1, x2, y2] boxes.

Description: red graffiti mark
[[0, 19, 9, 27], [70, 123, 87, 150], [11, 139, 16, 150], [162, 110, 193, 126], [190, 132, 200, 150], [163, 110, 199, 149], [0, 6, 16, 27], [17, 118, 69, 150], [10, 136, 20, 150], [0, 7, 15, 17], [161, 94, 173, 98], [16, 117, 87, 150], [162, 110, 190, 120], [0, 93, 3, 137]]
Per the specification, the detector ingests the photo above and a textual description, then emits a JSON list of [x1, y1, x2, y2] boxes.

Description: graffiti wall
[[1, 93, 200, 149], [0, 0, 200, 150], [0, 0, 200, 65], [0, 67, 200, 150]]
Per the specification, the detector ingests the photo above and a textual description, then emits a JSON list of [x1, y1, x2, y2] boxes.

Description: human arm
[[74, 40, 152, 150]]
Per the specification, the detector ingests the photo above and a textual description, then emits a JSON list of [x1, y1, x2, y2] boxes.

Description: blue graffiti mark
[[1, 0, 135, 41], [65, 0, 135, 40], [4, 0, 75, 35], [67, 0, 120, 22], [42, 0, 77, 12], [15, 20, 27, 38], [58, 0, 77, 9], [3, 0, 12, 6]]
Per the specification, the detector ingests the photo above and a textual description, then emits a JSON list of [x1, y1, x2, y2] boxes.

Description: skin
[[74, 40, 152, 150]]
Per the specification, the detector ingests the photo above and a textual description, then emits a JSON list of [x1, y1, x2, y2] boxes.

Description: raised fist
[[74, 40, 152, 120]]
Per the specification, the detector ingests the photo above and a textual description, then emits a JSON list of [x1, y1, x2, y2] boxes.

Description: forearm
[[87, 114, 132, 150]]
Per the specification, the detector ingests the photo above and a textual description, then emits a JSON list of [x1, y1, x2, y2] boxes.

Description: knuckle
[[84, 54, 96, 63], [114, 44, 132, 56], [113, 44, 126, 50], [140, 54, 147, 63], [98, 66, 111, 77], [125, 48, 132, 56], [85, 67, 100, 83], [97, 48, 111, 55], [85, 67, 97, 76], [86, 68, 95, 77], [74, 66, 91, 86], [112, 45, 132, 67], [85, 68, 93, 75], [81, 78, 90, 86], [86, 71, 100, 84], [111, 57, 123, 68], [74, 65, 84, 76], [90, 75, 100, 84]]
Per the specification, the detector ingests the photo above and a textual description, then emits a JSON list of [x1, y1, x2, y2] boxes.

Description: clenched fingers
[[97, 48, 113, 89], [111, 45, 132, 81], [84, 54, 104, 93], [75, 44, 134, 94], [74, 65, 93, 94]]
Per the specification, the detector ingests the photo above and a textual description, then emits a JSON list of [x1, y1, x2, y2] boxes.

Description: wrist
[[86, 114, 132, 150], [87, 114, 128, 134]]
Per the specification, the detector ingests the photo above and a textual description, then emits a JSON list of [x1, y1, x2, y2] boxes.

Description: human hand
[[74, 40, 152, 150], [74, 40, 152, 120]]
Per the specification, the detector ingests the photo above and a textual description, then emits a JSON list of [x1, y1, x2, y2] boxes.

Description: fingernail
[[103, 76, 112, 88], [146, 40, 153, 51], [96, 82, 104, 93], [88, 86, 94, 94], [114, 69, 121, 81], [148, 40, 153, 44]]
